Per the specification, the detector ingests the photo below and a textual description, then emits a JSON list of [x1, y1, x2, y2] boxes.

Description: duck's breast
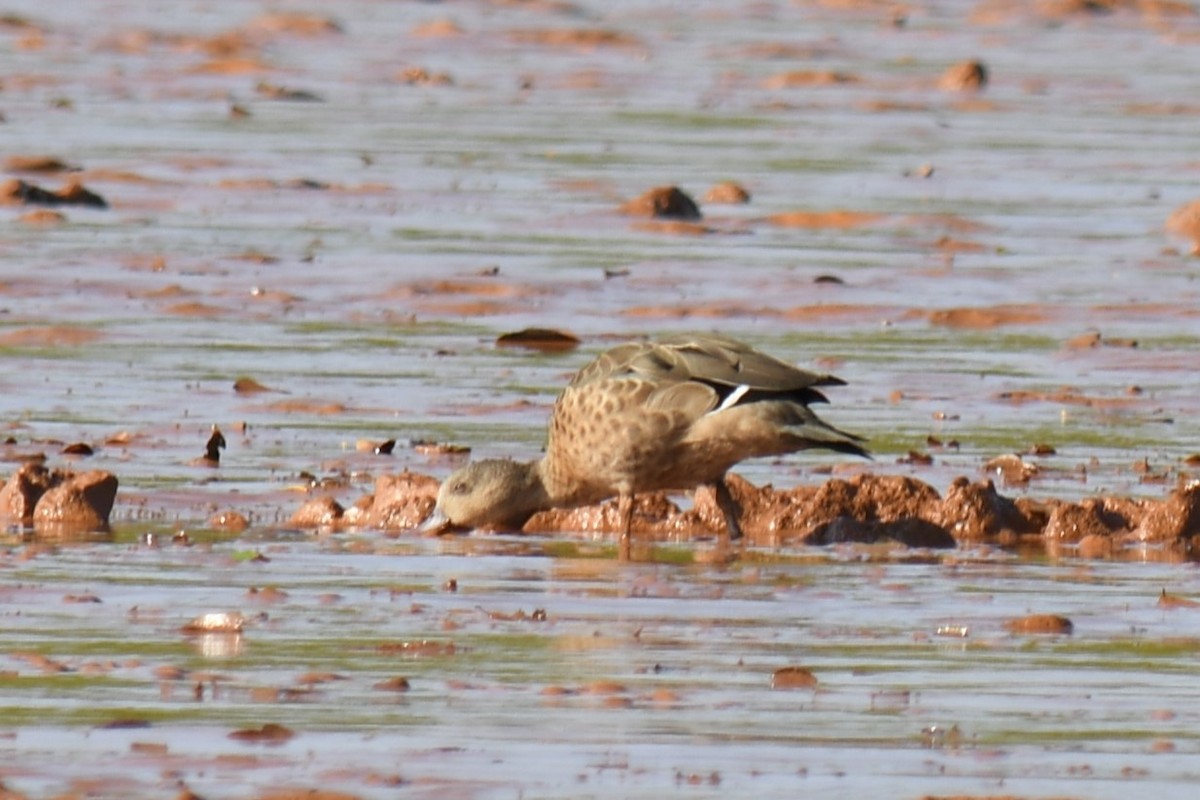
[[544, 376, 711, 498]]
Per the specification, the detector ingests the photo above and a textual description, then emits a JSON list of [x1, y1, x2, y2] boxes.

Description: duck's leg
[[617, 492, 634, 561], [713, 478, 743, 555]]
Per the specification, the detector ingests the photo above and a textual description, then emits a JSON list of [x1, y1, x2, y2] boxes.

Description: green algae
[[612, 110, 774, 131]]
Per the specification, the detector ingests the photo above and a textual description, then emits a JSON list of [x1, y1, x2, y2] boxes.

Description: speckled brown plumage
[[425, 333, 868, 558]]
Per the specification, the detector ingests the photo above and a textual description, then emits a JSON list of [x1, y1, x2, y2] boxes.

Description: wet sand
[[3, 0, 1200, 797]]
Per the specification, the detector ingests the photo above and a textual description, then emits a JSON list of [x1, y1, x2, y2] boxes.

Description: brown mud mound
[[526, 493, 683, 537], [1005, 614, 1074, 635], [618, 185, 701, 220], [1, 178, 108, 208], [935, 477, 1038, 544], [766, 210, 882, 229], [1135, 481, 1200, 543], [365, 471, 439, 531], [289, 496, 345, 530], [703, 181, 751, 205], [937, 60, 988, 93], [0, 463, 118, 535], [1043, 498, 1134, 542], [0, 462, 58, 521], [681, 473, 947, 547], [923, 305, 1050, 329], [4, 154, 78, 173], [495, 327, 580, 352], [763, 70, 859, 89], [0, 325, 104, 347], [288, 471, 439, 533], [289, 469, 1200, 559], [1166, 199, 1200, 253]]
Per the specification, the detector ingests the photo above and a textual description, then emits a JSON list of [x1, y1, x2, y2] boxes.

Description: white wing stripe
[[713, 383, 750, 413]]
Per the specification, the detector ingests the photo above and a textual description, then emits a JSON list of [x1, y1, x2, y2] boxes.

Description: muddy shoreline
[[291, 465, 1200, 561], [7, 436, 1200, 561]]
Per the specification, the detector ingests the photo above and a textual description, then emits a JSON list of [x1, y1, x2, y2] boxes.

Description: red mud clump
[[1135, 481, 1200, 543], [618, 186, 701, 220], [767, 210, 882, 229], [1165, 199, 1200, 253], [525, 493, 683, 537], [937, 60, 988, 92], [935, 477, 1038, 545], [763, 70, 858, 89], [924, 305, 1048, 329], [288, 495, 346, 530], [1043, 498, 1134, 542], [1005, 614, 1073, 635], [495, 328, 581, 352], [0, 463, 118, 535], [1, 178, 108, 208], [683, 473, 952, 548], [363, 471, 439, 531], [795, 474, 946, 545], [288, 471, 440, 533], [287, 469, 1200, 559], [703, 182, 751, 205]]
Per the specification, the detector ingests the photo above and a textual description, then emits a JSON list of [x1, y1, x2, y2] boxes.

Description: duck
[[422, 333, 868, 558], [190, 425, 226, 468]]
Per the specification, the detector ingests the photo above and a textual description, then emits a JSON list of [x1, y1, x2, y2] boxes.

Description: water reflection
[[189, 632, 245, 660]]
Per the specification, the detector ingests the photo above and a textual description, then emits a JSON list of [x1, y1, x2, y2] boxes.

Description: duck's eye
[[450, 480, 469, 495]]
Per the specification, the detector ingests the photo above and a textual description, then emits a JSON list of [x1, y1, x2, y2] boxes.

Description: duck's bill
[[418, 507, 467, 536]]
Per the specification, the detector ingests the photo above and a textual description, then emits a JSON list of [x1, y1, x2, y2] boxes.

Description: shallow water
[[3, 0, 1200, 796], [5, 539, 1200, 799]]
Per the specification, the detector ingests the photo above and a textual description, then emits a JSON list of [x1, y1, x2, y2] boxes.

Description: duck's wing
[[564, 343, 722, 431], [567, 342, 649, 387], [646, 335, 869, 456], [657, 333, 843, 389], [548, 336, 868, 494], [642, 380, 721, 420], [572, 335, 842, 390], [565, 333, 863, 434]]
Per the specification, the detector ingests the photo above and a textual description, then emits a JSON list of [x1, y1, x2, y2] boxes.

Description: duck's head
[[421, 459, 545, 534]]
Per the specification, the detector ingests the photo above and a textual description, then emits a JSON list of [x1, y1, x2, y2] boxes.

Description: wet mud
[[286, 467, 1200, 561]]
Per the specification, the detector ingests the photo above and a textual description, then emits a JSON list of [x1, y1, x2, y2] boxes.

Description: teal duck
[[423, 333, 868, 557]]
